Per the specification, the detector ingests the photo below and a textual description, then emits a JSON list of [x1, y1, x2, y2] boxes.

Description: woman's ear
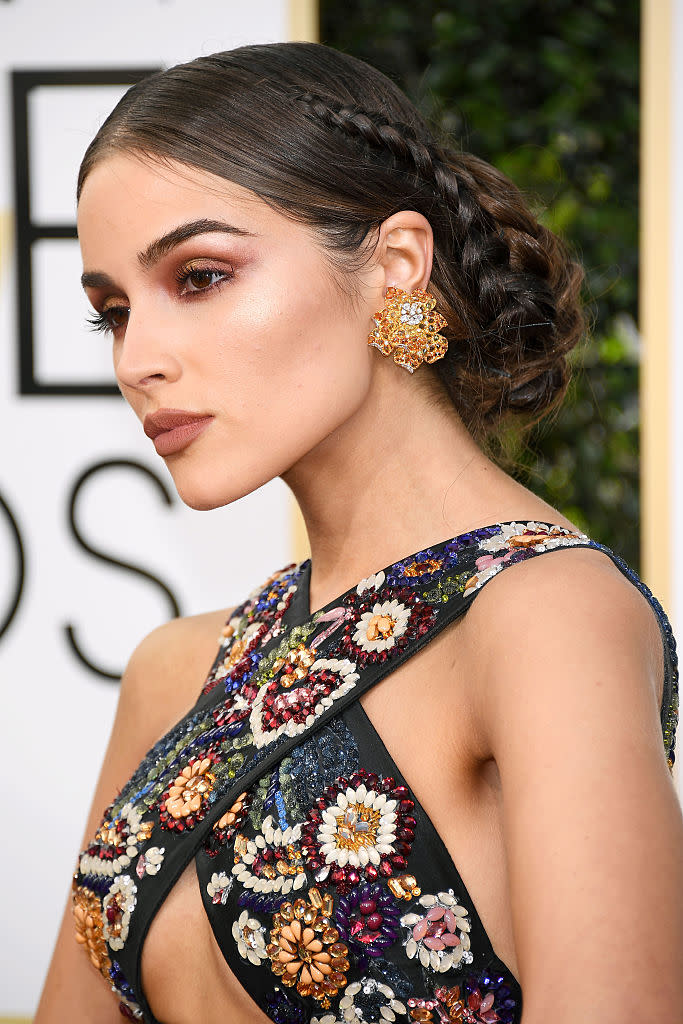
[[377, 210, 434, 293]]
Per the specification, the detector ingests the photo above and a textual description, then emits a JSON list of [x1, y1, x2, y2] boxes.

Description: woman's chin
[[169, 464, 266, 512], [164, 445, 291, 511], [169, 475, 234, 512]]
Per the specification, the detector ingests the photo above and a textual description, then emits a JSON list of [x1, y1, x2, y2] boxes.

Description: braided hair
[[78, 41, 585, 442]]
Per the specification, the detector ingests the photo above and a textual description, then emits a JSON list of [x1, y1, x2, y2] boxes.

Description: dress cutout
[[71, 521, 679, 1023]]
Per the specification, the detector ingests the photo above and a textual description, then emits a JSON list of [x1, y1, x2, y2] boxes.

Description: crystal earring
[[368, 286, 449, 373]]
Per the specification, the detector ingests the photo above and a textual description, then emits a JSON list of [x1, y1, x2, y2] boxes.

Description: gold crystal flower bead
[[368, 286, 449, 373]]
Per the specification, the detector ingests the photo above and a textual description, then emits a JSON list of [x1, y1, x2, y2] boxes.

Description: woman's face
[[77, 153, 383, 510]]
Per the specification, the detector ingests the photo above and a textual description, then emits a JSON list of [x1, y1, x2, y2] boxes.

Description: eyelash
[[86, 264, 234, 335]]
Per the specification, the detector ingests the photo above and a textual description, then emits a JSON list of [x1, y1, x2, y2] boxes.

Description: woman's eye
[[87, 305, 130, 334], [180, 267, 231, 294], [106, 306, 130, 328]]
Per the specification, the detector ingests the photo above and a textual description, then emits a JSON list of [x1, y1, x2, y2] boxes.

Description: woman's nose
[[114, 312, 182, 391]]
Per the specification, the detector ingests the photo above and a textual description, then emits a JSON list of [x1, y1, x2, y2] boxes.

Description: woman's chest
[[141, 858, 272, 1024], [139, 634, 519, 1022]]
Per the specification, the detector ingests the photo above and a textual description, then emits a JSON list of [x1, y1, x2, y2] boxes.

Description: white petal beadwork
[[316, 785, 398, 867]]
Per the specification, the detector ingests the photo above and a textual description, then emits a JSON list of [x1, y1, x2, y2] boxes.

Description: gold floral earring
[[367, 286, 449, 373]]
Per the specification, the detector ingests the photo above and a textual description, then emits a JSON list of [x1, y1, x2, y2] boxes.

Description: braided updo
[[78, 41, 584, 442]]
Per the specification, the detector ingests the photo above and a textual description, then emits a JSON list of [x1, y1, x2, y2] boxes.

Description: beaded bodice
[[72, 521, 679, 1024]]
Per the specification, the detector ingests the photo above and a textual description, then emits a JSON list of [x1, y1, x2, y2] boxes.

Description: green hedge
[[321, 0, 641, 567]]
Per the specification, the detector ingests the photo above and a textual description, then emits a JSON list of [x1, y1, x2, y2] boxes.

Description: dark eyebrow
[[81, 270, 116, 289], [80, 218, 257, 290], [137, 218, 257, 269]]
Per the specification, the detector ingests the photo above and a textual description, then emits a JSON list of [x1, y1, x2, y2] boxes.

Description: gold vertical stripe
[[641, 0, 672, 606], [0, 210, 13, 278], [288, 0, 319, 45], [287, 0, 318, 562]]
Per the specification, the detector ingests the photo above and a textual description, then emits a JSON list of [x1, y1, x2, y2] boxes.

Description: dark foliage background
[[320, 0, 641, 567]]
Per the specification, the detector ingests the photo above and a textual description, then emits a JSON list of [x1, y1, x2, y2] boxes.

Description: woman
[[36, 41, 681, 1024]]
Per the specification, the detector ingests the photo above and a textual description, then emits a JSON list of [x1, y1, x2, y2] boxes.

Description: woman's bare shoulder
[[450, 545, 682, 1014], [119, 606, 236, 739], [457, 543, 667, 755], [34, 606, 237, 1024]]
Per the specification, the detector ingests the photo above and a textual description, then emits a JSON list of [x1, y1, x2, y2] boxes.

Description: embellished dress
[[72, 521, 680, 1024]]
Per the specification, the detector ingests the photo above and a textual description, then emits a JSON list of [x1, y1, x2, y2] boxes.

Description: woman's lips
[[143, 410, 214, 456]]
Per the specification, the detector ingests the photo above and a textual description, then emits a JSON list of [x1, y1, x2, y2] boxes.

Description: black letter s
[[65, 459, 182, 680]]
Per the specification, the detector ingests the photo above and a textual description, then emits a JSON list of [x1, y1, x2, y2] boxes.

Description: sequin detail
[[70, 522, 678, 1023]]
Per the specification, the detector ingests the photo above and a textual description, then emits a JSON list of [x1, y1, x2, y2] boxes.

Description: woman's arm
[[34, 608, 233, 1023], [468, 548, 683, 1024]]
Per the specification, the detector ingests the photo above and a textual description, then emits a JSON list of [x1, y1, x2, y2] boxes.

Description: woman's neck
[[280, 365, 528, 613]]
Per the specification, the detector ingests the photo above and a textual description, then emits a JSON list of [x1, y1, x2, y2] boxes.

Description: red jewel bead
[[393, 786, 409, 798], [378, 859, 393, 878], [380, 777, 396, 793], [399, 800, 415, 813], [365, 913, 383, 930], [365, 865, 378, 881], [390, 855, 407, 870], [403, 816, 417, 829], [347, 869, 360, 885], [397, 828, 415, 841], [395, 842, 412, 857]]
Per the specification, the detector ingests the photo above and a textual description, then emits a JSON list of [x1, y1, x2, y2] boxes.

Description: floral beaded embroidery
[[232, 815, 308, 895], [409, 969, 519, 1023], [330, 583, 437, 668], [312, 977, 408, 1024], [233, 908, 270, 965], [207, 871, 233, 905], [79, 802, 154, 878], [401, 891, 473, 973], [266, 887, 350, 1007], [73, 880, 112, 976], [70, 522, 678, 1023], [103, 876, 138, 951], [463, 522, 588, 596], [301, 773, 416, 890], [202, 563, 302, 697], [250, 654, 360, 749]]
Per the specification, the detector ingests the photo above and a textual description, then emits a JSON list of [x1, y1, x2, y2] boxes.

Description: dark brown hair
[[77, 41, 585, 443]]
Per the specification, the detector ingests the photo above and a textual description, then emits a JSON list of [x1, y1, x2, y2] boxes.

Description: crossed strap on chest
[[92, 532, 677, 1018]]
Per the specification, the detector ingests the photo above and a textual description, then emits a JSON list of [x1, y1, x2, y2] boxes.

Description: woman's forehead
[[78, 153, 282, 235], [76, 152, 319, 267]]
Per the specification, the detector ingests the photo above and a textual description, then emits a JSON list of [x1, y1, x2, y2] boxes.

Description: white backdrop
[[0, 1, 297, 1015]]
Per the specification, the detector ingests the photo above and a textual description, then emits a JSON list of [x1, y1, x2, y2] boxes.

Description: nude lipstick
[[143, 409, 214, 456]]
